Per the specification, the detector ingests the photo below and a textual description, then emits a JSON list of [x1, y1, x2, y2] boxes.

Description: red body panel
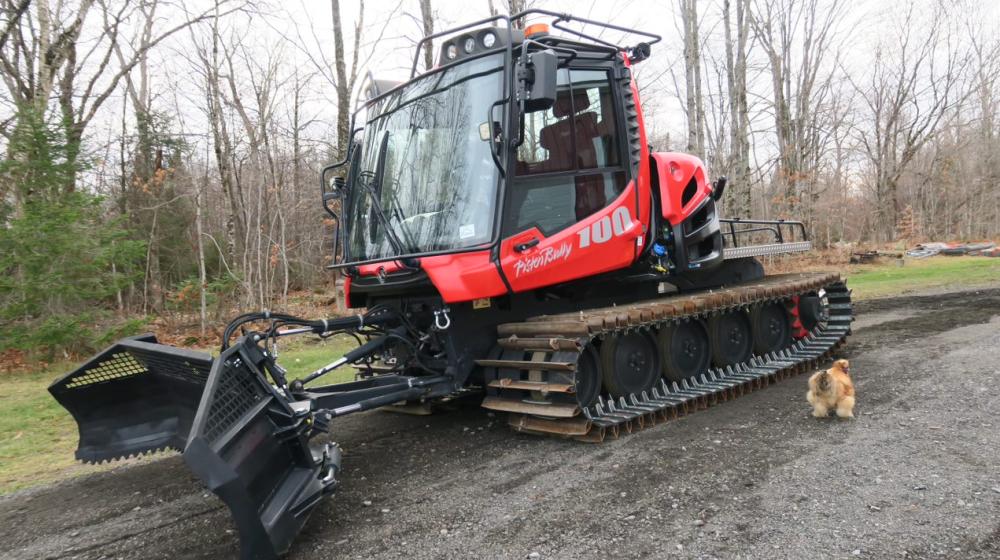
[[421, 251, 508, 301], [498, 186, 642, 292], [349, 250, 507, 306], [649, 151, 713, 226]]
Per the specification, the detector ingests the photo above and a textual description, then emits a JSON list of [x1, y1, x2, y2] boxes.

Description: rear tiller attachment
[[49, 310, 451, 559]]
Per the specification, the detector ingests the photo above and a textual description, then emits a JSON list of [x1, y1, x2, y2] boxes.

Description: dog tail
[[816, 371, 830, 391]]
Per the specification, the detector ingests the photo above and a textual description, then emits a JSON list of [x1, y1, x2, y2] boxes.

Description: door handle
[[514, 237, 540, 252]]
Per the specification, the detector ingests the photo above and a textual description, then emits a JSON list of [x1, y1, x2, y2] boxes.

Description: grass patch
[[847, 256, 1000, 300], [0, 364, 125, 494], [271, 334, 360, 385], [0, 334, 364, 495]]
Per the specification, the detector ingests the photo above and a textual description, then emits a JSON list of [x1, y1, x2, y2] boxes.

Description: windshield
[[345, 54, 505, 262]]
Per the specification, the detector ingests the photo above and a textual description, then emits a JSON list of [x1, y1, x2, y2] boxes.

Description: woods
[[1, 0, 999, 355]]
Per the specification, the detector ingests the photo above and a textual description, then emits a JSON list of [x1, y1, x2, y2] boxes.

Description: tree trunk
[[420, 0, 434, 71], [681, 0, 704, 157]]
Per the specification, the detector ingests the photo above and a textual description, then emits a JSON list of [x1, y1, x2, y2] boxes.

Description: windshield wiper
[[358, 131, 408, 257]]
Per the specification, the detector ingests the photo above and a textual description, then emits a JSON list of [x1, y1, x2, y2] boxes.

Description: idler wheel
[[708, 311, 753, 367], [658, 320, 711, 382], [797, 294, 824, 331], [751, 302, 792, 355], [600, 332, 660, 398]]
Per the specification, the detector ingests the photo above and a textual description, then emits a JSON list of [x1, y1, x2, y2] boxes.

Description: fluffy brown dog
[[806, 359, 855, 418]]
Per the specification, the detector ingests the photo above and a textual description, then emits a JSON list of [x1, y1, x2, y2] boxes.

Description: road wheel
[[751, 302, 792, 355], [658, 320, 711, 382], [600, 332, 660, 398], [573, 346, 602, 408], [708, 311, 752, 367]]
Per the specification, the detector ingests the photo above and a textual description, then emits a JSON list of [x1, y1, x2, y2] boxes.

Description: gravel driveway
[[2, 287, 998, 560]]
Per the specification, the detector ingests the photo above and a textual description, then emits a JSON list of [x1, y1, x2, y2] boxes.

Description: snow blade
[[49, 334, 212, 462], [183, 340, 340, 560], [50, 335, 340, 560]]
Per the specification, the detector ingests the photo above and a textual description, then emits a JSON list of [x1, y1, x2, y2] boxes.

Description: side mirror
[[523, 49, 557, 113], [711, 177, 728, 201], [629, 42, 652, 63], [321, 165, 346, 202]]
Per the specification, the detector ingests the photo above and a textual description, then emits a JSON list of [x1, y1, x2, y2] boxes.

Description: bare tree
[[749, 0, 845, 214], [722, 0, 751, 217], [680, 0, 705, 157], [851, 2, 968, 240], [331, 0, 364, 162], [419, 0, 434, 71], [0, 0, 239, 190]]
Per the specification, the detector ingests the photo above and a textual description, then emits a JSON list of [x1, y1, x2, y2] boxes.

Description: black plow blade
[[49, 334, 212, 462], [49, 334, 340, 559]]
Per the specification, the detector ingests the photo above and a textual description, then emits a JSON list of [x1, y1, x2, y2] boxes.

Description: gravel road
[[2, 287, 999, 560]]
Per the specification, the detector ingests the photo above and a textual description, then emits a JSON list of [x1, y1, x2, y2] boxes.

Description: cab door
[[499, 68, 641, 292]]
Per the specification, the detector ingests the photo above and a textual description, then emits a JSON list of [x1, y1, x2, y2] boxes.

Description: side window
[[570, 70, 621, 170], [516, 69, 572, 173], [507, 68, 627, 236]]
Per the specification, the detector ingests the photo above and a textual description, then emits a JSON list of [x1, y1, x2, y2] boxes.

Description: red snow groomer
[[50, 10, 852, 559]]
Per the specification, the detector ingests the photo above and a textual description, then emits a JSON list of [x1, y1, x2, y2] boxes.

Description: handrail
[[718, 218, 808, 248]]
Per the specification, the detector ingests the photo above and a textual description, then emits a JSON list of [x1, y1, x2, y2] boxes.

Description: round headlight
[[463, 37, 476, 53], [445, 44, 458, 60], [481, 32, 497, 48]]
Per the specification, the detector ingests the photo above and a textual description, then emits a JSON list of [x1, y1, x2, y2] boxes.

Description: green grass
[[0, 334, 362, 495], [847, 255, 1000, 300], [271, 334, 360, 385], [0, 364, 119, 494]]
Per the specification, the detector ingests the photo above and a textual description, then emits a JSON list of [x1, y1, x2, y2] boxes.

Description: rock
[[624, 515, 635, 521], [362, 500, 372, 506], [912, 485, 927, 491], [440, 529, 448, 535], [380, 508, 390, 513], [527, 553, 541, 559], [694, 519, 706, 526], [853, 549, 861, 556], [991, 487, 1000, 494]]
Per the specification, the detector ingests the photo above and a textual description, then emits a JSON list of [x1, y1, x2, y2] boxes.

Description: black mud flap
[[50, 335, 340, 560]]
